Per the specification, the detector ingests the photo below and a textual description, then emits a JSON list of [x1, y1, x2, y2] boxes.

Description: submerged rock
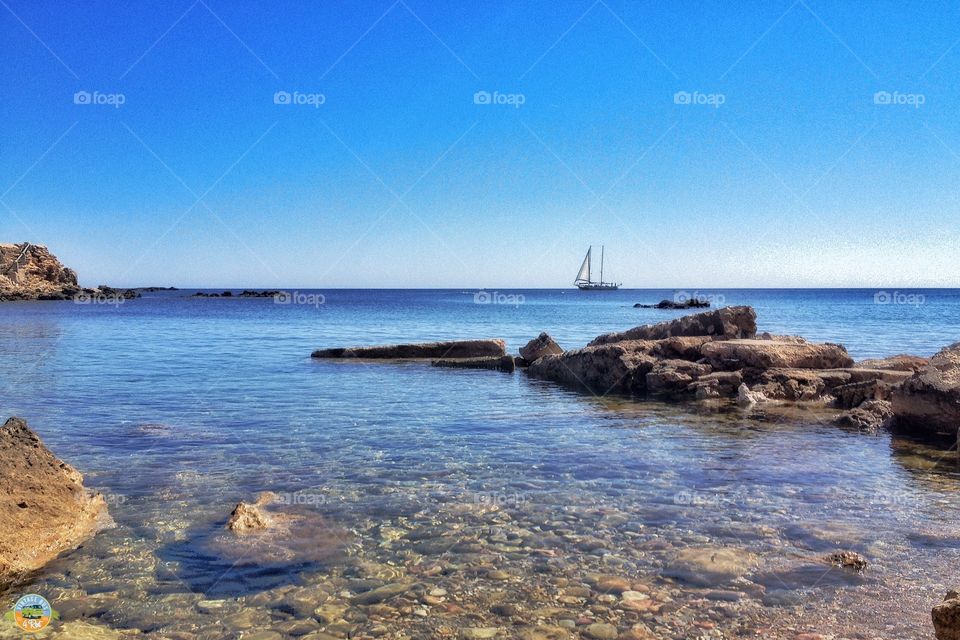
[[0, 417, 111, 589], [892, 342, 960, 437], [588, 306, 756, 345], [737, 383, 767, 408], [826, 550, 867, 572], [432, 355, 516, 372], [663, 547, 759, 587], [519, 332, 563, 364], [933, 590, 960, 640], [312, 339, 507, 359], [832, 400, 893, 432], [227, 499, 272, 532]]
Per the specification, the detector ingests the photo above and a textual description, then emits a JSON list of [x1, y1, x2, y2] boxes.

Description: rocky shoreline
[[313, 306, 960, 439], [0, 243, 139, 302]]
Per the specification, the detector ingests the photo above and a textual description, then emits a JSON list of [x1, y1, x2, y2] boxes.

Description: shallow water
[[1, 289, 959, 639]]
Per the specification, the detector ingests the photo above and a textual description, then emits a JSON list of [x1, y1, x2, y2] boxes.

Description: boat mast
[[600, 245, 604, 284]]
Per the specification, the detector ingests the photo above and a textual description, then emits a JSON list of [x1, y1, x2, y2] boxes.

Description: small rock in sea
[[737, 383, 768, 408], [933, 590, 960, 640], [351, 582, 411, 605], [581, 622, 619, 640], [594, 576, 631, 594], [226, 500, 271, 532], [519, 332, 564, 364], [826, 550, 867, 572]]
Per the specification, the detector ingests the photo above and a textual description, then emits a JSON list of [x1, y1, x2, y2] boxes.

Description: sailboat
[[574, 245, 621, 290]]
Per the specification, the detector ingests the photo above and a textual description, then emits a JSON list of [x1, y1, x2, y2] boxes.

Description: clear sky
[[2, 0, 959, 288]]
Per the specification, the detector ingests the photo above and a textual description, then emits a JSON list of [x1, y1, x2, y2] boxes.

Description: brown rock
[[226, 494, 275, 532], [312, 339, 507, 359], [0, 417, 111, 589], [701, 339, 854, 371], [526, 342, 655, 395], [432, 355, 516, 372], [588, 306, 756, 346], [892, 343, 960, 436], [645, 359, 712, 397], [0, 243, 79, 300], [932, 590, 960, 640], [755, 368, 849, 401], [826, 550, 867, 571], [519, 332, 564, 363], [857, 354, 929, 372], [832, 400, 893, 432]]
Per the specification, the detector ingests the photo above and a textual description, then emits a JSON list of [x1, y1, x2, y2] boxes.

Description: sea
[[0, 288, 958, 639]]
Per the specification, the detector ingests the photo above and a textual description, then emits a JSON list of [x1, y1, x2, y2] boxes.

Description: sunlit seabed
[[1, 289, 959, 638]]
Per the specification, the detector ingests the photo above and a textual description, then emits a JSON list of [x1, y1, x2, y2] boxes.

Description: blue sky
[[2, 0, 959, 287]]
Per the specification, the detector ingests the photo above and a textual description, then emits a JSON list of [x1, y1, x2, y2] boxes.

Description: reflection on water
[[0, 292, 959, 638]]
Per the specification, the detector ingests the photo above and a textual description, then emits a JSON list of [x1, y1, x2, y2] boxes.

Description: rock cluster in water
[[313, 306, 959, 438], [0, 417, 111, 589], [634, 299, 710, 309], [0, 242, 139, 301]]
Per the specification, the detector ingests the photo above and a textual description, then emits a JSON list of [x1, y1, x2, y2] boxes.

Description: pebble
[[581, 622, 619, 640]]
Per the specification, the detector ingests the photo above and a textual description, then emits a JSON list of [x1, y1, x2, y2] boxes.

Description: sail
[[575, 248, 591, 283]]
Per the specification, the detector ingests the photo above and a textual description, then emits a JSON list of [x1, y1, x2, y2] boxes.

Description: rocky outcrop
[[312, 339, 507, 360], [527, 342, 656, 395], [857, 354, 929, 372], [0, 243, 79, 300], [518, 332, 563, 364], [832, 400, 893, 432], [227, 498, 272, 532], [933, 590, 960, 640], [432, 355, 516, 373], [0, 417, 110, 588], [891, 343, 960, 436], [0, 243, 139, 301], [588, 306, 756, 346], [701, 339, 854, 371]]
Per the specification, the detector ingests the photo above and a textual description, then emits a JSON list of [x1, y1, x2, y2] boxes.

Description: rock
[[462, 628, 502, 639], [755, 369, 835, 401], [737, 383, 767, 407], [519, 332, 564, 363], [701, 339, 854, 371], [645, 359, 712, 397], [0, 417, 111, 589], [526, 342, 655, 395], [688, 371, 742, 400], [0, 243, 137, 302], [351, 582, 411, 605], [857, 354, 929, 372], [517, 626, 572, 640], [933, 590, 960, 640], [432, 355, 516, 372], [312, 339, 507, 359], [892, 343, 960, 436], [634, 298, 710, 309], [226, 493, 275, 532], [826, 550, 867, 572], [832, 400, 893, 432], [581, 623, 618, 640], [663, 547, 759, 587], [589, 306, 756, 345]]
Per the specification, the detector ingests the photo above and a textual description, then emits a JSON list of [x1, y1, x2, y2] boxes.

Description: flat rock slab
[[892, 342, 960, 436], [702, 339, 854, 370], [432, 355, 516, 372], [312, 339, 506, 359]]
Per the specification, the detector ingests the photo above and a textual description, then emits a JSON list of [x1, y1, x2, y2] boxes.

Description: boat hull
[[576, 283, 619, 291]]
